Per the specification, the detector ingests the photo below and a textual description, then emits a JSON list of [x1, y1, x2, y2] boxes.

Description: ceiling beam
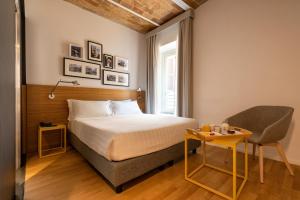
[[182, 0, 208, 9], [105, 0, 160, 27], [172, 0, 191, 10]]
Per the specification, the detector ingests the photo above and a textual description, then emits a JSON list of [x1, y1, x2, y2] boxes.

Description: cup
[[221, 123, 230, 134], [214, 126, 221, 133], [209, 124, 215, 132], [201, 124, 211, 132]]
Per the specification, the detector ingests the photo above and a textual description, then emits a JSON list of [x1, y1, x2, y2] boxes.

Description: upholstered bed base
[[70, 132, 200, 193]]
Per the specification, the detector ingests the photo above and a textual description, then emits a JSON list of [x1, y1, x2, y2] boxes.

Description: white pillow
[[111, 100, 143, 115], [109, 99, 131, 111], [67, 99, 112, 120]]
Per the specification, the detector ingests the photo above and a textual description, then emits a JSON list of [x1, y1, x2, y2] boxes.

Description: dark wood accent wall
[[21, 85, 27, 155], [24, 84, 145, 155], [0, 0, 16, 199]]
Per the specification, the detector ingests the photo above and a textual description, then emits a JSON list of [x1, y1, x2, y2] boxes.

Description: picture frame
[[87, 41, 103, 62], [103, 54, 114, 69], [115, 56, 128, 71], [103, 70, 129, 87], [63, 57, 101, 80], [69, 44, 83, 59]]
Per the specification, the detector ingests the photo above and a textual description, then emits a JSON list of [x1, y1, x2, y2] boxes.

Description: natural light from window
[[156, 41, 178, 116]]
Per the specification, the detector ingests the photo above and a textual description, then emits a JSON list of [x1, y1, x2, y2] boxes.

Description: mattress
[[69, 114, 198, 161]]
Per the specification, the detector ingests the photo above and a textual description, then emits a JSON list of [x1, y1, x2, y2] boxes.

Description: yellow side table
[[184, 128, 252, 200], [38, 124, 67, 158]]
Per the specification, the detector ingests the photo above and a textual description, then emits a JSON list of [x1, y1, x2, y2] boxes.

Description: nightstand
[[38, 124, 67, 158]]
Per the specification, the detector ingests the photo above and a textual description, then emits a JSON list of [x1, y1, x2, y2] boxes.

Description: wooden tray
[[186, 127, 252, 141]]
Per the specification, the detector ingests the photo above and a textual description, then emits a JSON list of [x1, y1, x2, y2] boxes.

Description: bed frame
[[70, 132, 200, 193], [23, 84, 200, 192]]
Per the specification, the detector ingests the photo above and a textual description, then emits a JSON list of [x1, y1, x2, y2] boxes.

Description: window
[[156, 41, 178, 115]]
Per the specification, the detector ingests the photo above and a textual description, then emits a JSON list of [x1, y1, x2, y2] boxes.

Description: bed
[[68, 100, 200, 193]]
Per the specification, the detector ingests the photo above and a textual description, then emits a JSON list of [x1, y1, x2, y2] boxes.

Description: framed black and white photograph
[[103, 54, 113, 69], [64, 58, 101, 80], [115, 56, 128, 71], [103, 70, 129, 87], [88, 41, 103, 62], [69, 44, 83, 59]]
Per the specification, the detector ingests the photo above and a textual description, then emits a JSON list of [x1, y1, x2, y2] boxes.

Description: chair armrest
[[223, 118, 229, 123], [224, 111, 254, 130], [259, 111, 293, 144]]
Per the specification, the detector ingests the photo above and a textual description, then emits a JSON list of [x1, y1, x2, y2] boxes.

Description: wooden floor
[[24, 146, 300, 200]]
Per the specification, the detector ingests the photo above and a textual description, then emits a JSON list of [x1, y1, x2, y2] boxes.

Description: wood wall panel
[[22, 85, 27, 154], [25, 84, 145, 154]]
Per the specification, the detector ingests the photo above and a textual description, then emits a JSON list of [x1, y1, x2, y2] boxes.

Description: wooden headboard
[[23, 84, 145, 154]]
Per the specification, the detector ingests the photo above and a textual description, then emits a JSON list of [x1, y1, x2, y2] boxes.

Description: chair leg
[[276, 142, 294, 176], [259, 145, 264, 183], [253, 144, 257, 160]]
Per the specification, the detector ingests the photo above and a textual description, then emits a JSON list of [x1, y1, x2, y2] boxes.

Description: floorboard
[[24, 146, 300, 200]]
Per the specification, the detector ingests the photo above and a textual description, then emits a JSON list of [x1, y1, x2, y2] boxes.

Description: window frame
[[156, 41, 178, 116]]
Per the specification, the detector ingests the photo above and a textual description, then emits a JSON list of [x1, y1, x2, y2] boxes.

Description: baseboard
[[195, 142, 300, 166], [236, 145, 300, 166]]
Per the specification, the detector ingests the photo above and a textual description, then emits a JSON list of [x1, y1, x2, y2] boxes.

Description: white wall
[[25, 0, 146, 90], [193, 0, 300, 164]]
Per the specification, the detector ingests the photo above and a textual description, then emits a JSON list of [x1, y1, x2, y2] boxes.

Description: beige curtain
[[146, 35, 157, 113], [177, 17, 193, 117]]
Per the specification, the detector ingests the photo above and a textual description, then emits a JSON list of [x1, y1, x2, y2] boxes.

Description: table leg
[[185, 137, 188, 179], [38, 129, 42, 158], [64, 128, 67, 153], [245, 140, 248, 180], [232, 144, 237, 200], [202, 141, 206, 164], [60, 128, 63, 148]]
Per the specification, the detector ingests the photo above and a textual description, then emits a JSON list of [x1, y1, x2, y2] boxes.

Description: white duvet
[[69, 114, 198, 161]]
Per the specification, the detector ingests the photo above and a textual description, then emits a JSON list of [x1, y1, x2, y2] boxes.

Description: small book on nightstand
[[39, 122, 56, 127]]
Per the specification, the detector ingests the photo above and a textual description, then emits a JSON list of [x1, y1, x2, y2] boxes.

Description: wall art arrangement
[[87, 41, 102, 62], [69, 44, 83, 59], [64, 40, 129, 86], [115, 56, 128, 71], [103, 54, 113, 69], [103, 70, 129, 87], [64, 58, 101, 80]]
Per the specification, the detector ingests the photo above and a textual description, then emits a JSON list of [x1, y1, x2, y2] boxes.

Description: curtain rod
[[145, 9, 194, 38]]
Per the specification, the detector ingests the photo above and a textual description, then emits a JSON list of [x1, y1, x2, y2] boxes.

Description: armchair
[[225, 106, 294, 183]]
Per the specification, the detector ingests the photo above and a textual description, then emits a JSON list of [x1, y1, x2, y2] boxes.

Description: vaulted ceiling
[[64, 0, 208, 33]]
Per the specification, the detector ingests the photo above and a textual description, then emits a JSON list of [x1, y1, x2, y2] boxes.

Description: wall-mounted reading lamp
[[48, 79, 80, 100], [136, 87, 142, 101]]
